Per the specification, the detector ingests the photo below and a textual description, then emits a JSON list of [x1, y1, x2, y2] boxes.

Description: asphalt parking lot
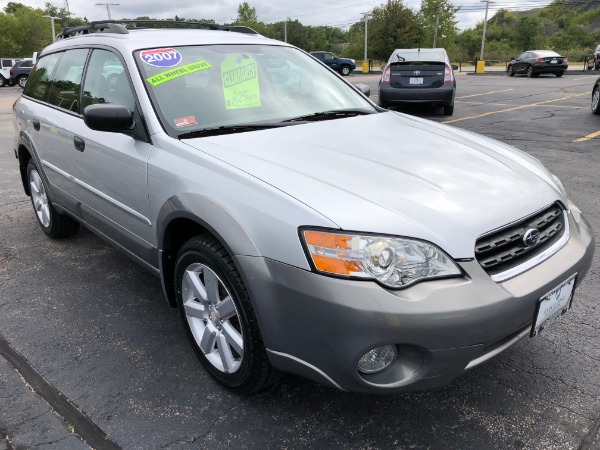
[[1, 73, 599, 449]]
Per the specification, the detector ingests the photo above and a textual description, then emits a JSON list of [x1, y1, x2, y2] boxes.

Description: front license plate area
[[531, 274, 576, 337], [409, 77, 423, 85]]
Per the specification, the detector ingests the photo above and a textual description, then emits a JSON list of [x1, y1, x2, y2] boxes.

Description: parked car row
[[0, 57, 33, 88]]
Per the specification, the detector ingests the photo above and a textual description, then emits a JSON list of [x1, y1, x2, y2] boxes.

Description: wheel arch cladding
[[18, 144, 32, 196], [157, 194, 262, 308]]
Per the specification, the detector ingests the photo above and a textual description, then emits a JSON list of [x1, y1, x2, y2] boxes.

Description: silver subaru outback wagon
[[13, 21, 594, 394]]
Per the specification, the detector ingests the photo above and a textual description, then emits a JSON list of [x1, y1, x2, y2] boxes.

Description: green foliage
[[514, 16, 544, 51], [236, 2, 258, 24], [416, 0, 459, 48], [368, 0, 420, 60], [0, 3, 55, 56]]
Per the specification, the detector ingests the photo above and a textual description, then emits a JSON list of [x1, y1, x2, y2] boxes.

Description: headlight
[[351, 59, 356, 65], [551, 174, 567, 198], [301, 230, 461, 288]]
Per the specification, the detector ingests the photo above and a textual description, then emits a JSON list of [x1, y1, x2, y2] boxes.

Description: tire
[[507, 65, 514, 77], [17, 75, 28, 88], [27, 160, 80, 238], [527, 65, 534, 78], [443, 104, 454, 116], [556, 71, 564, 78], [175, 234, 280, 393], [595, 60, 600, 70], [592, 87, 600, 115], [340, 65, 351, 76], [0, 76, 5, 87]]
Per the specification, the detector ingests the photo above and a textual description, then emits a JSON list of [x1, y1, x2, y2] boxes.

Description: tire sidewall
[[174, 246, 255, 388], [592, 88, 600, 114], [527, 66, 533, 77], [341, 66, 350, 76], [18, 76, 27, 88]]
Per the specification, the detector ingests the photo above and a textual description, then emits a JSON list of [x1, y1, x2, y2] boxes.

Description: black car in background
[[9, 59, 34, 88], [310, 51, 356, 76], [507, 50, 568, 78]]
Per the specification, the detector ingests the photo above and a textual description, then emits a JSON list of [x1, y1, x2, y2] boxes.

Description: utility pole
[[480, 0, 494, 60], [362, 13, 370, 62], [433, 1, 442, 48], [284, 19, 287, 43], [95, 2, 120, 20], [43, 15, 59, 41]]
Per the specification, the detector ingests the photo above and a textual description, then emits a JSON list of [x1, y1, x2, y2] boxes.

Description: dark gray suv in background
[[13, 21, 594, 394]]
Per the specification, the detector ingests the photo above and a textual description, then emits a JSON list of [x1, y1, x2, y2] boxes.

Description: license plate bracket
[[531, 274, 576, 337], [409, 77, 423, 85]]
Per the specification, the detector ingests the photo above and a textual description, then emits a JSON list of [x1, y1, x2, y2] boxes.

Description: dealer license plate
[[409, 77, 423, 85], [550, 59, 557, 63], [531, 274, 576, 337]]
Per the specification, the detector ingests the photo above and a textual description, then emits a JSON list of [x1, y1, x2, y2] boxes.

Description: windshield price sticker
[[221, 55, 261, 110], [146, 60, 213, 87], [141, 48, 182, 68]]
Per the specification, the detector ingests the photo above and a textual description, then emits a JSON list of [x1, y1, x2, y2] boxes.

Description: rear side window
[[1, 59, 13, 68], [82, 49, 135, 111], [23, 53, 61, 101], [46, 49, 89, 114], [21, 60, 33, 68]]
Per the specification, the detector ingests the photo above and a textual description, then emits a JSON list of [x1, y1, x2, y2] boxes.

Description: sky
[[1, 0, 555, 31]]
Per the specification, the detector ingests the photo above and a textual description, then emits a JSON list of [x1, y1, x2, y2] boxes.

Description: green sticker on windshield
[[146, 60, 212, 86], [221, 55, 261, 110]]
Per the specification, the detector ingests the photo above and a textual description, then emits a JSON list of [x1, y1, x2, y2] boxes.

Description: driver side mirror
[[83, 103, 134, 133]]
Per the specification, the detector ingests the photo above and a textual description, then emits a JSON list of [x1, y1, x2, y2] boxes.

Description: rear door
[[388, 62, 446, 89]]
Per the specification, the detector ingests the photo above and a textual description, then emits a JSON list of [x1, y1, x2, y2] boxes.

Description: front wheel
[[592, 87, 600, 115], [526, 66, 534, 77], [27, 161, 79, 238], [340, 65, 351, 76], [507, 65, 514, 77], [18, 75, 28, 88], [175, 234, 280, 393]]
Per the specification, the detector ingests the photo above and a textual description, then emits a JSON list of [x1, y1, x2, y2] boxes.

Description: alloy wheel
[[181, 263, 244, 374], [592, 89, 600, 114], [29, 169, 50, 227]]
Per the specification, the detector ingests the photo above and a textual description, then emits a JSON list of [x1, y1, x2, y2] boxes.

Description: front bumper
[[379, 82, 455, 106], [236, 211, 594, 393]]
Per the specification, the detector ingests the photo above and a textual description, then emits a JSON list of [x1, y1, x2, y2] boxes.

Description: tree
[[236, 2, 258, 24], [368, 0, 420, 60], [416, 0, 459, 48], [513, 16, 543, 51]]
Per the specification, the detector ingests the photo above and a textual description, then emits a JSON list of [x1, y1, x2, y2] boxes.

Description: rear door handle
[[32, 119, 40, 131], [73, 136, 85, 152]]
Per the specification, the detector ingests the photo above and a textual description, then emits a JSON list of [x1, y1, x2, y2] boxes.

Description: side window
[[82, 49, 135, 112], [46, 49, 89, 114], [324, 53, 334, 61], [1, 59, 12, 68], [22, 61, 33, 68], [313, 53, 324, 61], [23, 53, 61, 101]]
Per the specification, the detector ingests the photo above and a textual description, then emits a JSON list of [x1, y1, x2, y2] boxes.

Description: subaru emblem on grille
[[523, 228, 541, 247], [413, 70, 421, 75]]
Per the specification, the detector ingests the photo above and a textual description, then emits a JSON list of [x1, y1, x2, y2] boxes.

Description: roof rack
[[56, 20, 259, 40]]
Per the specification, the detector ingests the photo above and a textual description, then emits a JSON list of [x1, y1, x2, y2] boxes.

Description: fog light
[[357, 345, 397, 374]]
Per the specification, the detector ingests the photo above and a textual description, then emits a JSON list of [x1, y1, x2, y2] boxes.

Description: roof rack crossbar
[[55, 20, 259, 40]]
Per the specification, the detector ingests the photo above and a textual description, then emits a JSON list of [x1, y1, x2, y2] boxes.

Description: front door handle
[[73, 136, 85, 152], [32, 119, 40, 131]]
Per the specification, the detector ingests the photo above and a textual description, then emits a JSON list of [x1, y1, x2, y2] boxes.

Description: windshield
[[135, 45, 376, 136]]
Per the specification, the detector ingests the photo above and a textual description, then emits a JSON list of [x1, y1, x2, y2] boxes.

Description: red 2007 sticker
[[140, 48, 182, 68], [174, 116, 197, 128]]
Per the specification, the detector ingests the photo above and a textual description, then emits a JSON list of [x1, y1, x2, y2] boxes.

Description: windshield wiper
[[178, 122, 290, 139], [282, 109, 375, 123]]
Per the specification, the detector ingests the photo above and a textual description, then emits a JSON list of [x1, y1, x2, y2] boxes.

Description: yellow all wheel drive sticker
[[221, 55, 261, 110], [146, 60, 212, 86]]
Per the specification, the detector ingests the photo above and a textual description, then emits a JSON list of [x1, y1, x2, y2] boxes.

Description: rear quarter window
[[23, 53, 62, 102]]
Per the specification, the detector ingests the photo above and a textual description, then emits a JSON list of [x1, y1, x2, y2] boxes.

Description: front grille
[[475, 203, 565, 276]]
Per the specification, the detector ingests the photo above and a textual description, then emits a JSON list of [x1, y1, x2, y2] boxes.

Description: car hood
[[182, 111, 563, 258]]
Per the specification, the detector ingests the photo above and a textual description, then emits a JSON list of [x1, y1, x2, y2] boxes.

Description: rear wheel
[[526, 65, 534, 78], [17, 75, 28, 88], [592, 87, 600, 115], [340, 65, 351, 76], [556, 71, 564, 78], [443, 104, 454, 116], [0, 76, 5, 87], [507, 65, 514, 77], [175, 234, 280, 393], [378, 99, 389, 109], [27, 161, 80, 238]]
